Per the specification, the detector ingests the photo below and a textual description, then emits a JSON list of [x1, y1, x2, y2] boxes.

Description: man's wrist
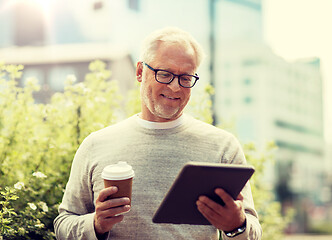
[[223, 218, 247, 238]]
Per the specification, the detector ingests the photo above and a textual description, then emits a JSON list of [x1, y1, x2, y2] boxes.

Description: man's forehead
[[154, 42, 197, 67], [158, 41, 195, 54]]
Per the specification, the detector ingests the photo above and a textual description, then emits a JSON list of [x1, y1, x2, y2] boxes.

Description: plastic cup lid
[[102, 161, 135, 180]]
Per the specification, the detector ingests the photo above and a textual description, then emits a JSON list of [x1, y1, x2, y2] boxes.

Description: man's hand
[[94, 186, 131, 235], [196, 188, 246, 232]]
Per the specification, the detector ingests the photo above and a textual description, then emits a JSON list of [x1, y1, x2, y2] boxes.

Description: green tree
[[0, 61, 122, 239]]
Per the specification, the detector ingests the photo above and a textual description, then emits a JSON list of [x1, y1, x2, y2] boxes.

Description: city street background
[[0, 0, 331, 238]]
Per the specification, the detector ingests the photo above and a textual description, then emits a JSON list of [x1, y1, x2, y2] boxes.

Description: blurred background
[[0, 0, 331, 237]]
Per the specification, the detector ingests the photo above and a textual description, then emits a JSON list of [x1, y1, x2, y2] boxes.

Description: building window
[[242, 58, 260, 66], [48, 66, 77, 92], [93, 1, 104, 10], [22, 68, 44, 87], [244, 96, 252, 104], [14, 2, 45, 46], [243, 77, 252, 85], [128, 0, 140, 11], [224, 98, 232, 106], [224, 79, 231, 87]]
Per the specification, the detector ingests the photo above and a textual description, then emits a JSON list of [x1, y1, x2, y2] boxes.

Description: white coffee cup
[[102, 161, 134, 202]]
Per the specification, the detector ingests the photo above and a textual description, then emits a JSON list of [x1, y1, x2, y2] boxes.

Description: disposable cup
[[102, 161, 134, 202]]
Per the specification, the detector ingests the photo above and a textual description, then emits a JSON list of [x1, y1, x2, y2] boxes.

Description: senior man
[[54, 27, 262, 240]]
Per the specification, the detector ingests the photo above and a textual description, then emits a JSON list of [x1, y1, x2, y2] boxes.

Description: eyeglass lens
[[156, 70, 196, 87]]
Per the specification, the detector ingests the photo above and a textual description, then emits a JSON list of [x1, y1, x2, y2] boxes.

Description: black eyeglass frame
[[142, 62, 199, 88]]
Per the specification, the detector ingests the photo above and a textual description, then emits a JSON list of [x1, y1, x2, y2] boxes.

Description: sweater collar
[[135, 114, 185, 130]]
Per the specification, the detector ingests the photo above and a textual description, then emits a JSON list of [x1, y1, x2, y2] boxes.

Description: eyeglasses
[[143, 62, 199, 88]]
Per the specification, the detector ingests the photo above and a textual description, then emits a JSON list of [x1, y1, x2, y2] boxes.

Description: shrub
[[0, 61, 122, 239]]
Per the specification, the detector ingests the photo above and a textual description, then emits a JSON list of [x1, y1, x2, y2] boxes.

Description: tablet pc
[[152, 162, 255, 225]]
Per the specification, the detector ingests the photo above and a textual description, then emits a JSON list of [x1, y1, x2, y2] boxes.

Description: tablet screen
[[152, 162, 255, 225]]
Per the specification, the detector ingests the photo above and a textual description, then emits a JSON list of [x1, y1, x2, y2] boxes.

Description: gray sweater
[[54, 114, 262, 240]]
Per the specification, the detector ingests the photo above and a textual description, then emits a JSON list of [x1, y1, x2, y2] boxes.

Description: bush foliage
[[0, 61, 292, 239]]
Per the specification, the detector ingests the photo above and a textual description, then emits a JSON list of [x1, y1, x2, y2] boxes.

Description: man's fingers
[[196, 199, 221, 221], [215, 188, 237, 207], [94, 212, 125, 235], [197, 196, 224, 213], [94, 194, 131, 235], [105, 197, 131, 208], [96, 197, 131, 212], [98, 204, 131, 219], [237, 192, 244, 201], [97, 186, 118, 202]]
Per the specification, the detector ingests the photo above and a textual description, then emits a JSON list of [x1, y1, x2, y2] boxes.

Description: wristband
[[224, 219, 247, 238]]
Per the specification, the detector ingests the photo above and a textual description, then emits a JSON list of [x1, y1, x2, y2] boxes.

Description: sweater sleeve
[[221, 135, 263, 240], [54, 136, 99, 240]]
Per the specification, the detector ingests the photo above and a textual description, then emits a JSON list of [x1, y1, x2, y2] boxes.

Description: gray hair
[[139, 27, 205, 69]]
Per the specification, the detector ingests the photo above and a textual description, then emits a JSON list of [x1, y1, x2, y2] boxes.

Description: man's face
[[137, 43, 197, 122]]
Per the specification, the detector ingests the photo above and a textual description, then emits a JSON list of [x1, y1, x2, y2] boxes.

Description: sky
[[262, 0, 332, 144]]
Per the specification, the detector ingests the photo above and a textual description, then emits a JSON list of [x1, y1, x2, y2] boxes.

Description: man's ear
[[136, 62, 143, 82]]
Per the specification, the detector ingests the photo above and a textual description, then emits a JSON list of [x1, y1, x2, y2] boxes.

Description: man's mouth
[[161, 94, 180, 100]]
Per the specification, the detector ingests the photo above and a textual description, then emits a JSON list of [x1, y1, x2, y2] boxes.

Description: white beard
[[142, 92, 181, 120]]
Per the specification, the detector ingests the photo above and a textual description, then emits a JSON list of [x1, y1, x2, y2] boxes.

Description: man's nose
[[168, 76, 181, 91]]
